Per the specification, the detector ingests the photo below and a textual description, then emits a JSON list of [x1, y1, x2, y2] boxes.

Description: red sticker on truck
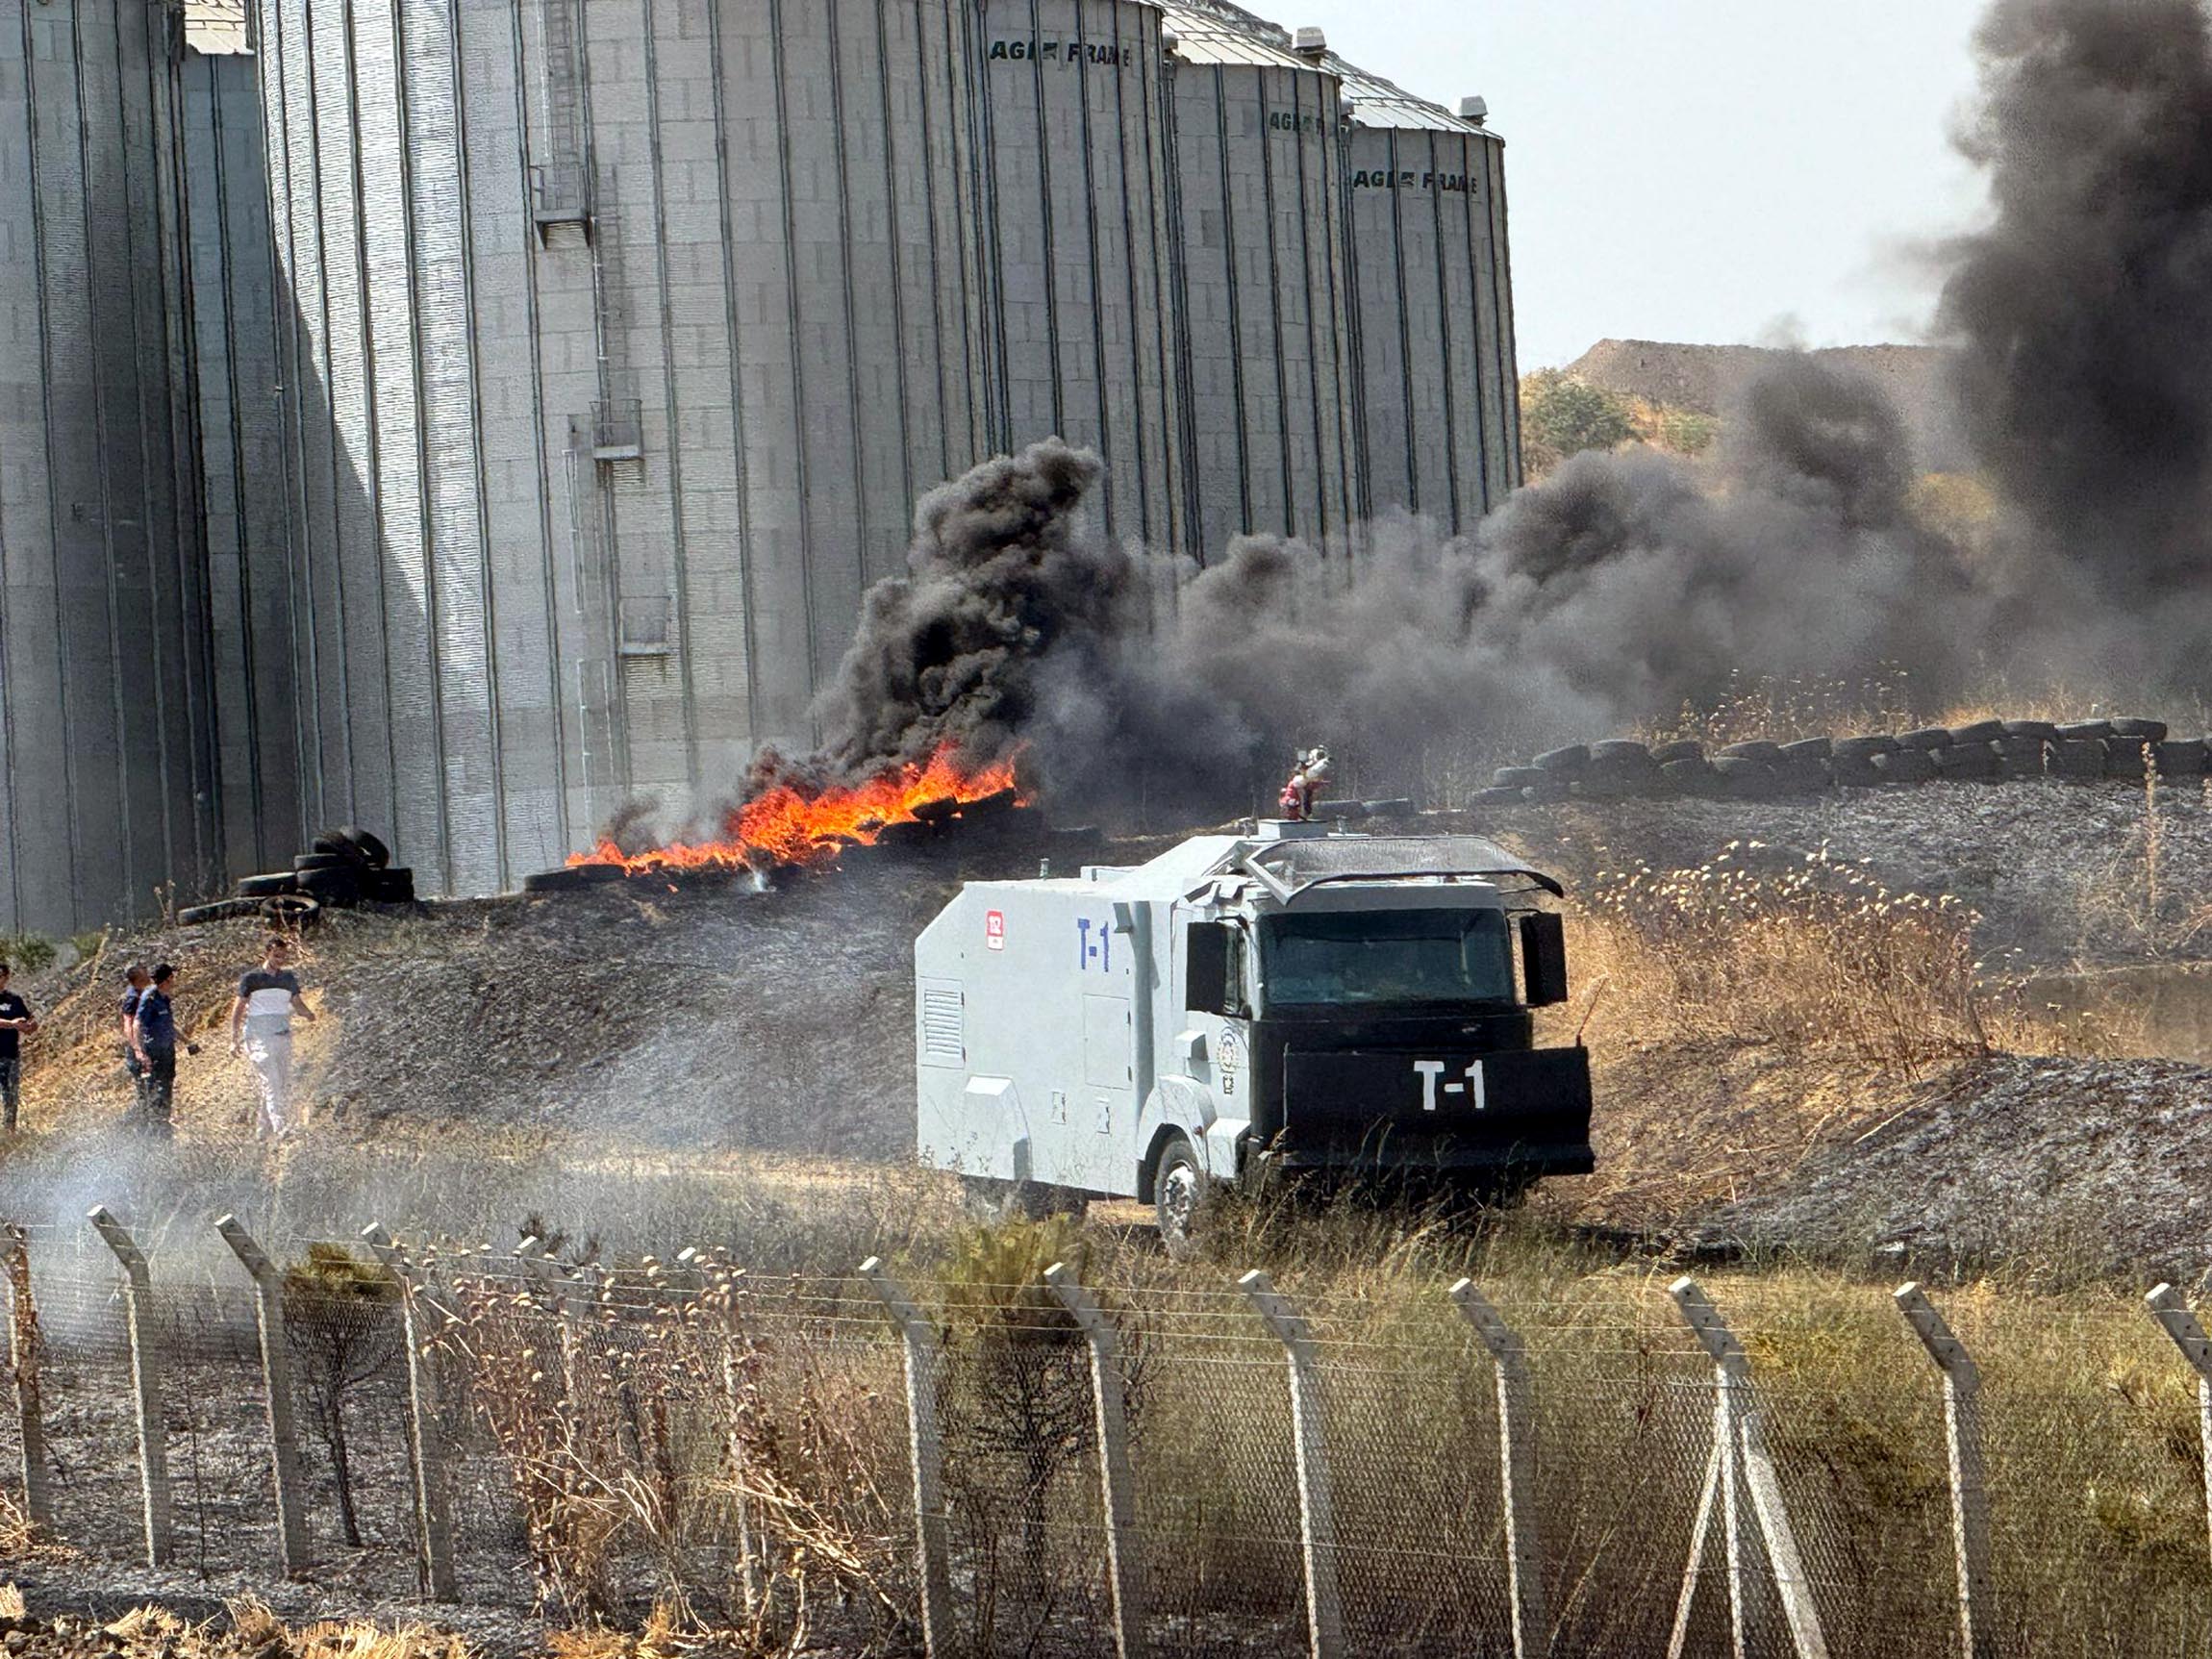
[[986, 910, 1005, 951]]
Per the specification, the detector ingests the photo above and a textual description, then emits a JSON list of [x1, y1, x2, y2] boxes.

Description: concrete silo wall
[[971, 0, 1188, 554], [179, 45, 300, 885], [0, 0, 221, 935], [1347, 123, 1520, 531], [1167, 54, 1357, 560]]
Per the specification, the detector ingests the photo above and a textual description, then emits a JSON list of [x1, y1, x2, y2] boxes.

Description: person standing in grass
[[0, 963, 38, 1133], [230, 936, 316, 1140], [132, 964, 183, 1139], [118, 964, 150, 1121]]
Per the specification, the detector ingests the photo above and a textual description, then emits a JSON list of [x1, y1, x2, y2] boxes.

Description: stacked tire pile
[[180, 827, 414, 926], [1475, 717, 2201, 805]]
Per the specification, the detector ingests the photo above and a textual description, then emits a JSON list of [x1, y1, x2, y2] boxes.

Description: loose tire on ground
[[236, 872, 299, 898], [1493, 767, 1548, 790], [1152, 1134, 1205, 1259], [293, 851, 349, 873], [1832, 735, 1898, 761], [1648, 740, 1704, 765], [2112, 717, 2169, 742], [2048, 738, 2104, 778], [310, 832, 374, 867], [1471, 786, 1525, 807], [1531, 744, 1591, 775], [297, 867, 363, 907], [2154, 739, 2210, 776], [259, 894, 320, 931], [1872, 748, 1937, 785], [1946, 719, 2005, 746], [1589, 739, 1651, 763], [2001, 719, 2059, 741], [178, 898, 261, 927], [335, 826, 391, 869], [364, 867, 417, 904], [1719, 740, 1783, 764], [1780, 737, 1834, 761]]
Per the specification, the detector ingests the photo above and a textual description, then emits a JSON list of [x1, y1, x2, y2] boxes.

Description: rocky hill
[[1564, 338, 1970, 469]]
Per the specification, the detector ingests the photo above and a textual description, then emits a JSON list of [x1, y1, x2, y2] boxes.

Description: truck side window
[[1186, 921, 1248, 1018]]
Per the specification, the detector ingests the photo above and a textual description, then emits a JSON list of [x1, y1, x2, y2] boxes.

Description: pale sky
[[1297, 1, 1992, 366]]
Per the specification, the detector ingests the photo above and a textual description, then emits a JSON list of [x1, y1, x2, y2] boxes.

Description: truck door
[[1177, 916, 1252, 1124]]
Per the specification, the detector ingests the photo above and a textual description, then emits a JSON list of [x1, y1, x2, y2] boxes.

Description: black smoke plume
[[804, 353, 1977, 818], [738, 0, 2212, 828], [1943, 0, 2212, 626]]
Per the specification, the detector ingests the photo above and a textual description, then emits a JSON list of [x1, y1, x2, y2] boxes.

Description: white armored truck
[[915, 821, 1595, 1246]]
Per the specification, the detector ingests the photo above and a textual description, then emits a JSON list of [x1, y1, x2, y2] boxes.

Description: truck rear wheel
[[1153, 1135, 1204, 1258]]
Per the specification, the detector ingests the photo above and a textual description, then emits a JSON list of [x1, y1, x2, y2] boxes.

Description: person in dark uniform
[[0, 964, 38, 1133], [131, 964, 185, 1139], [118, 965, 151, 1120]]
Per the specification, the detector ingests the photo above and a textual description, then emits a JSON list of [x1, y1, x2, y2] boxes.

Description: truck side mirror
[[1520, 911, 1569, 1007], [1186, 921, 1242, 1018]]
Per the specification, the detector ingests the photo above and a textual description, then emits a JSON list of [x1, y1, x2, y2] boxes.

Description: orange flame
[[567, 744, 1024, 875]]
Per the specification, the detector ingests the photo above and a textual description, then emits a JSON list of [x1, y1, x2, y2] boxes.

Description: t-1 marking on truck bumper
[[1413, 1058, 1486, 1113]]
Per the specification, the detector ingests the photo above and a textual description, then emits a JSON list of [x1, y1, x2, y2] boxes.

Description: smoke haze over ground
[[687, 0, 2212, 834]]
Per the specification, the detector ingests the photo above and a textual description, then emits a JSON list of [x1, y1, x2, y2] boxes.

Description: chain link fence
[[0, 1219, 2209, 1655]]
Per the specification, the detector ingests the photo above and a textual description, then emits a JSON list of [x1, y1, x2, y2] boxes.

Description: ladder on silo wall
[[532, 0, 591, 235]]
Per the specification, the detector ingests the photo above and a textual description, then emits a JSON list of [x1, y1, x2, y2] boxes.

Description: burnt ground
[[5, 775, 2210, 1266]]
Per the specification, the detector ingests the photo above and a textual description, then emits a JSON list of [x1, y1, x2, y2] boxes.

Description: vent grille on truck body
[[921, 982, 966, 1064]]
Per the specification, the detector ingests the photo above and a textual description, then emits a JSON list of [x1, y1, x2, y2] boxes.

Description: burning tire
[[522, 865, 627, 894]]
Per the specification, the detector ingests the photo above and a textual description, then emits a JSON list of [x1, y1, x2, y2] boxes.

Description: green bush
[[0, 936, 55, 975], [1521, 369, 1638, 469]]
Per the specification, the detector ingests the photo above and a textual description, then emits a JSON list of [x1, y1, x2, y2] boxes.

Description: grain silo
[[1158, 4, 1357, 560], [247, 0, 994, 894], [178, 38, 299, 886], [0, 0, 222, 935], [968, 0, 1190, 555], [1330, 46, 1521, 525]]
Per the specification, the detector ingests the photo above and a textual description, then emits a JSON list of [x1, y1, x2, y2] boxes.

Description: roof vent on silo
[[1293, 26, 1328, 60], [1459, 94, 1490, 127], [1161, 24, 1180, 55]]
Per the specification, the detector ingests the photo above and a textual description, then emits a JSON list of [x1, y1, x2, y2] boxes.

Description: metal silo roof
[[1158, 2, 1313, 69], [1158, 0, 1488, 132]]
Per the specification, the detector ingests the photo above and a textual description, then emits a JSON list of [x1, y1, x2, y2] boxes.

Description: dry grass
[[1570, 843, 1988, 1068]]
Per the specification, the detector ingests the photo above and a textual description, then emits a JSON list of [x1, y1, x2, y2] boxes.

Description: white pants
[[242, 1027, 292, 1138]]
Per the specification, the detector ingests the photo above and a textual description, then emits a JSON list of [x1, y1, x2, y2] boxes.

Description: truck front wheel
[[1153, 1135, 1205, 1258]]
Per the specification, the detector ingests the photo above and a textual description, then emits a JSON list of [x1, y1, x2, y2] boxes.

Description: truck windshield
[[1259, 908, 1516, 1008]]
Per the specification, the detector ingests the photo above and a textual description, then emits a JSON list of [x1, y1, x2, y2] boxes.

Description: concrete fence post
[[1895, 1282, 1996, 1659], [1044, 1263, 1147, 1659], [0, 1227, 49, 1528], [860, 1257, 954, 1658], [2146, 1284, 2212, 1571], [214, 1214, 311, 1575], [1450, 1279, 1550, 1659], [88, 1206, 170, 1565], [1668, 1277, 1829, 1659], [1240, 1269, 1345, 1659], [362, 1224, 458, 1601]]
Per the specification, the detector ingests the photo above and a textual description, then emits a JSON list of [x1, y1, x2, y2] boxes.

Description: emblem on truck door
[[986, 910, 1005, 951], [1413, 1060, 1487, 1113]]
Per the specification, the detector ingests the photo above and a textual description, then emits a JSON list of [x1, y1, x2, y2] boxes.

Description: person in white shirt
[[228, 937, 317, 1140]]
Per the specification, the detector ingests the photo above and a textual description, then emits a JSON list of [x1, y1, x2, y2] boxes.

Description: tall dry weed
[[1575, 844, 1987, 1067]]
